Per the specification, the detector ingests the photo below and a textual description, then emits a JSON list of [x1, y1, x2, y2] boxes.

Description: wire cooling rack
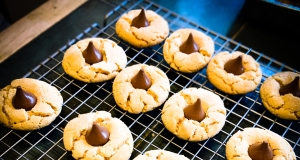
[[0, 0, 299, 159]]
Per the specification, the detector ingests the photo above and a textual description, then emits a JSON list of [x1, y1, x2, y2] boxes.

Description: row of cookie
[[0, 77, 187, 159], [61, 33, 300, 121], [62, 9, 260, 95], [110, 63, 296, 159], [0, 40, 296, 159], [0, 77, 296, 159], [112, 66, 296, 160], [116, 8, 300, 120], [208, 53, 300, 120], [116, 8, 214, 73], [63, 110, 190, 159], [114, 9, 297, 159]]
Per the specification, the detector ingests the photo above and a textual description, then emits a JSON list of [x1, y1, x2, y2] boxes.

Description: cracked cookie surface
[[62, 38, 127, 83], [0, 78, 63, 130], [260, 71, 300, 120], [133, 149, 189, 160], [207, 51, 262, 94], [63, 111, 133, 160], [161, 87, 226, 141], [113, 64, 170, 114], [226, 127, 296, 160], [163, 28, 214, 73], [115, 9, 169, 48]]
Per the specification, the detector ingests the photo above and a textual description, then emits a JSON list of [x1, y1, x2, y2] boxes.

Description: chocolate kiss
[[179, 33, 199, 54], [184, 98, 205, 121], [131, 68, 152, 90], [279, 77, 300, 98], [248, 141, 274, 160], [82, 41, 103, 65], [224, 55, 244, 75], [12, 86, 37, 111], [85, 123, 110, 146], [131, 8, 150, 28]]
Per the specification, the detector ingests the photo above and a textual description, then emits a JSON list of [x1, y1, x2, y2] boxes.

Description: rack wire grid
[[1, 0, 299, 160]]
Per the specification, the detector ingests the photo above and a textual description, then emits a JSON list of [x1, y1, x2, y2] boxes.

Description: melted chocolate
[[85, 123, 110, 146], [131, 68, 152, 90], [224, 55, 244, 75], [179, 33, 199, 54], [12, 86, 37, 111], [248, 141, 274, 160], [131, 8, 149, 28], [82, 41, 103, 65], [184, 98, 205, 121], [279, 76, 300, 98]]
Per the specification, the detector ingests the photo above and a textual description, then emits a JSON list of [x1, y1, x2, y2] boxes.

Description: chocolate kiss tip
[[279, 76, 300, 98], [184, 98, 205, 122], [224, 55, 244, 75], [83, 41, 103, 65], [248, 141, 274, 160], [179, 33, 199, 54], [85, 123, 110, 146], [131, 8, 149, 28], [131, 68, 152, 90], [12, 86, 37, 111]]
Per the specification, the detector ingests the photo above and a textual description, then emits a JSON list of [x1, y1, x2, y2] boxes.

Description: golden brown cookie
[[207, 51, 262, 94], [260, 71, 300, 120], [226, 127, 296, 160], [163, 28, 214, 73], [133, 150, 189, 160], [62, 38, 127, 83], [161, 87, 226, 141], [0, 78, 63, 130], [113, 64, 170, 114], [115, 9, 169, 48], [63, 111, 133, 160]]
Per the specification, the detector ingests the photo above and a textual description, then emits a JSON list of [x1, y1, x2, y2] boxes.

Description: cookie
[[207, 51, 262, 94], [0, 78, 63, 130], [62, 38, 127, 83], [260, 71, 300, 120], [226, 127, 296, 160], [63, 111, 133, 160], [133, 150, 189, 160], [113, 64, 170, 114], [161, 87, 226, 141], [115, 9, 169, 48], [163, 28, 214, 73]]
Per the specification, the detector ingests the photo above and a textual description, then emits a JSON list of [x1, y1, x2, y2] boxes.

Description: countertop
[[0, 0, 299, 87]]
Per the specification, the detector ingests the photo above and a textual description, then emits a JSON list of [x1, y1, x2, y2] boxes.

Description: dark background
[[0, 0, 299, 88]]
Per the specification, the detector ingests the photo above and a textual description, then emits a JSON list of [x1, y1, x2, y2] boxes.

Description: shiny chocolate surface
[[82, 41, 103, 65], [224, 55, 244, 75], [184, 98, 205, 122], [12, 86, 37, 111], [85, 123, 110, 146]]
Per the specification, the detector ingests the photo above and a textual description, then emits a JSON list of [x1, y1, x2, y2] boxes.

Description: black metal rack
[[0, 0, 299, 159]]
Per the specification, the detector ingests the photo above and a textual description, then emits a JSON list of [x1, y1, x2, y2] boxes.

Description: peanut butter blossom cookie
[[115, 8, 169, 48], [133, 150, 189, 160], [62, 38, 127, 83], [113, 64, 170, 114], [226, 127, 296, 160], [207, 51, 262, 94], [161, 87, 226, 141], [0, 78, 63, 130], [260, 71, 300, 120], [163, 28, 214, 73], [63, 111, 133, 160]]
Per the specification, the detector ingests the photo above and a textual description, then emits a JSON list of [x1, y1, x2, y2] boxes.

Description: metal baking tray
[[0, 0, 299, 159]]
